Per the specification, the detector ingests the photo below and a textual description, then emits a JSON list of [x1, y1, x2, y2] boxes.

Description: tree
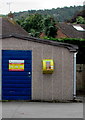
[[44, 16, 58, 38], [14, 6, 83, 22], [16, 17, 25, 25], [76, 16, 85, 24], [23, 14, 44, 37], [16, 14, 58, 38], [16, 14, 44, 37]]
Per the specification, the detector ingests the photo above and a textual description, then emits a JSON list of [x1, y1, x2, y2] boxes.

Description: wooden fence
[[76, 64, 85, 95]]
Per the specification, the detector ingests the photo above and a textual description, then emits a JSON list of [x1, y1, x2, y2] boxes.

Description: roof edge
[[0, 34, 78, 52]]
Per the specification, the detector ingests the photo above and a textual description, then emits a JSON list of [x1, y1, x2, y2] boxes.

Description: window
[[73, 25, 85, 31]]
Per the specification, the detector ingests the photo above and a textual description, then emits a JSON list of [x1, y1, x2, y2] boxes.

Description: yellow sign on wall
[[42, 59, 54, 74], [9, 60, 24, 71]]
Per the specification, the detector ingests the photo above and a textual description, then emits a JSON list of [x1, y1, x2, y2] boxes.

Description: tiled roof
[[1, 17, 29, 36], [58, 23, 85, 39]]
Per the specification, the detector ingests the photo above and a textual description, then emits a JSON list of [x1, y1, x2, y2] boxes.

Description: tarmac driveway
[[2, 102, 83, 118]]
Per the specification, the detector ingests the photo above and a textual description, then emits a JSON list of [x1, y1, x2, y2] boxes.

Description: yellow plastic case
[[42, 59, 54, 74]]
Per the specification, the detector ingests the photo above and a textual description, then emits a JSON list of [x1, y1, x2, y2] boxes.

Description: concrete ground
[[2, 102, 83, 118]]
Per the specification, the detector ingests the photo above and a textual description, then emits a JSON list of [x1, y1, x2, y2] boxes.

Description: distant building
[[56, 23, 85, 39]]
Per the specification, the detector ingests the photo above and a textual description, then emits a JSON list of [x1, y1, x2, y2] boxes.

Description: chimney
[[8, 11, 14, 20]]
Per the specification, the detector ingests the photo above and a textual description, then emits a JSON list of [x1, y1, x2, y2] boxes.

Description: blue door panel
[[2, 88, 31, 97], [3, 89, 31, 96], [2, 92, 31, 96], [2, 76, 31, 81], [2, 88, 31, 92], [2, 50, 32, 100], [3, 79, 31, 84], [3, 80, 31, 84], [2, 50, 32, 56], [2, 72, 31, 76], [2, 96, 31, 100], [2, 84, 31, 88], [2, 57, 32, 60]]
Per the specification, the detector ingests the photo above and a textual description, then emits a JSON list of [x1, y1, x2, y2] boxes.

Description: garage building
[[0, 17, 78, 101]]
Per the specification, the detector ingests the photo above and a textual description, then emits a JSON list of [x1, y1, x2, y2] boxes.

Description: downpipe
[[73, 52, 77, 100]]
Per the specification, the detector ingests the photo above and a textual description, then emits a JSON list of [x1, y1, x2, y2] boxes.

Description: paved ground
[[0, 102, 2, 120], [2, 102, 83, 118]]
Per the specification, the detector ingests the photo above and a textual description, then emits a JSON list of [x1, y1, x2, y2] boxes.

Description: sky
[[0, 0, 84, 15]]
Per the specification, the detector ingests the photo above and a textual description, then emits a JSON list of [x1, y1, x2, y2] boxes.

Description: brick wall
[[56, 29, 68, 38]]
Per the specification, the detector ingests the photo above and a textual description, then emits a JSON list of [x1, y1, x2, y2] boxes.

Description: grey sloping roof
[[58, 23, 85, 39], [1, 17, 29, 36], [0, 17, 78, 52]]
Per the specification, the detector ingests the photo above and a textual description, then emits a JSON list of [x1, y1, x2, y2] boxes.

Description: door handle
[[28, 72, 31, 74]]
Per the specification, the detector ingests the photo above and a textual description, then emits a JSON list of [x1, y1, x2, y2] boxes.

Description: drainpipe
[[73, 52, 77, 99]]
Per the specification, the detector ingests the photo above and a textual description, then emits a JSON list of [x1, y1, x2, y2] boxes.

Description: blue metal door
[[2, 50, 32, 100]]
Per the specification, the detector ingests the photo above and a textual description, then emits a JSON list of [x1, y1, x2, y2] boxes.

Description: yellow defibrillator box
[[42, 59, 54, 74]]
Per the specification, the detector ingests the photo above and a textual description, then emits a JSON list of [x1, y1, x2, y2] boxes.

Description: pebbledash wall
[[1, 36, 78, 101]]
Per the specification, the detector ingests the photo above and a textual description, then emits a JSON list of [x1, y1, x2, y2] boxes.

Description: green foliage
[[44, 17, 57, 38], [14, 6, 83, 22], [24, 14, 44, 32], [16, 14, 44, 37], [43, 37, 85, 42], [76, 16, 85, 24], [16, 14, 57, 38], [45, 26, 57, 38], [16, 17, 25, 25]]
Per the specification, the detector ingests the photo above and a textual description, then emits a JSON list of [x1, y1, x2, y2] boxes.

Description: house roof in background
[[58, 23, 85, 39], [0, 17, 78, 52], [1, 17, 29, 37]]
